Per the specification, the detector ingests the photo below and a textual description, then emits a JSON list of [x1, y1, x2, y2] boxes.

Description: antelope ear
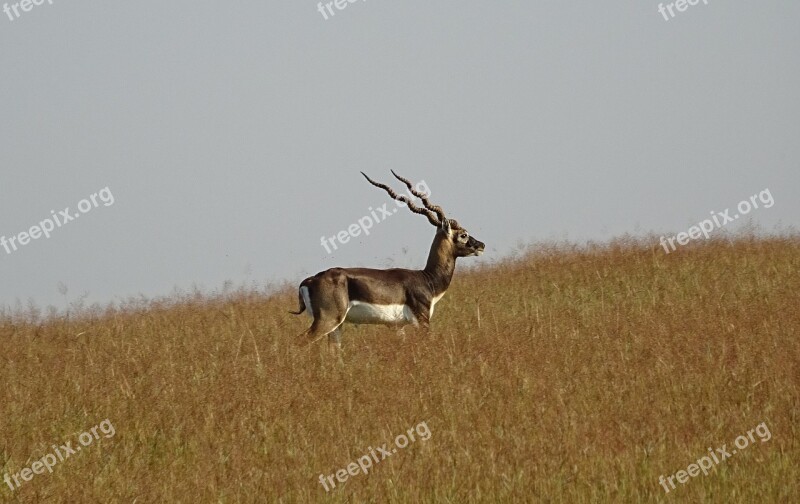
[[441, 218, 452, 235]]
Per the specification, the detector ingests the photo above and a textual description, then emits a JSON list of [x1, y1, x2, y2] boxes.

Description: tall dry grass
[[1, 234, 798, 503]]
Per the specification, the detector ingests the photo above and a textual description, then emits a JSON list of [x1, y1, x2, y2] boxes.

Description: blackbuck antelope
[[291, 171, 485, 351]]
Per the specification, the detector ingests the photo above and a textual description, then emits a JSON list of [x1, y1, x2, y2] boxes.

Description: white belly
[[345, 301, 417, 326]]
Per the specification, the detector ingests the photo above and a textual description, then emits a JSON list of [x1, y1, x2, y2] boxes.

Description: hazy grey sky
[[1, 1, 797, 310]]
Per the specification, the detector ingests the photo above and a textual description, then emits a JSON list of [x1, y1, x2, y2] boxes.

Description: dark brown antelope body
[[292, 171, 485, 351]]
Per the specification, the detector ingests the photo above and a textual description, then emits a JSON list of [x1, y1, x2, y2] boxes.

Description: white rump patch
[[300, 286, 313, 320], [345, 301, 417, 326]]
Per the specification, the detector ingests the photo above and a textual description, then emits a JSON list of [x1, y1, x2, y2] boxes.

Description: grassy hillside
[[1, 235, 798, 503]]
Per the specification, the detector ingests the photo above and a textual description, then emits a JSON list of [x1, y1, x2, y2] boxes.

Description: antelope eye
[[460, 234, 467, 240]]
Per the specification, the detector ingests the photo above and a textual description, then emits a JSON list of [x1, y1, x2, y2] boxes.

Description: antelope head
[[361, 170, 485, 261]]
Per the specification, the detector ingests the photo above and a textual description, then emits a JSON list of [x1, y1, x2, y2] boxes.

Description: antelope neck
[[422, 233, 456, 296]]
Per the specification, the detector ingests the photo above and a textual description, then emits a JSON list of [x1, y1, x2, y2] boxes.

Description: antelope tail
[[289, 289, 306, 315]]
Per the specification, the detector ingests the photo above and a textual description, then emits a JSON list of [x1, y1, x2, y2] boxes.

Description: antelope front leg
[[327, 328, 342, 355], [408, 306, 432, 337]]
